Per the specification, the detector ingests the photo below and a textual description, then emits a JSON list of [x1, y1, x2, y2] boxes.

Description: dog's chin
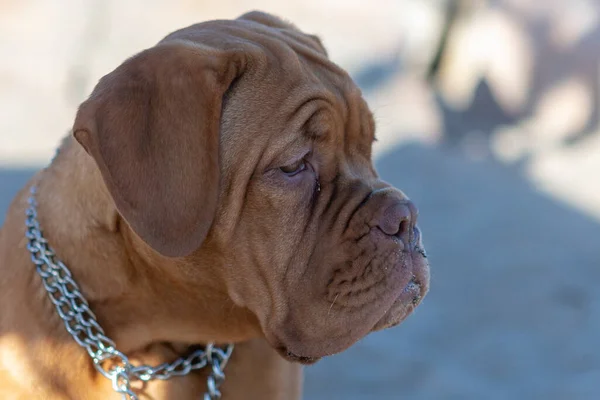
[[273, 279, 425, 364], [267, 251, 429, 364], [372, 251, 430, 332], [277, 348, 322, 365], [370, 284, 420, 332], [266, 333, 334, 365]]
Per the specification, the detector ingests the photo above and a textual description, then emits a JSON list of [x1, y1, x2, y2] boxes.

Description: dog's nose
[[377, 200, 418, 245]]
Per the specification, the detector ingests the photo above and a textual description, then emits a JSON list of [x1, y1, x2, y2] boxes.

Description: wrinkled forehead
[[160, 15, 360, 105], [161, 16, 375, 162], [161, 13, 326, 62]]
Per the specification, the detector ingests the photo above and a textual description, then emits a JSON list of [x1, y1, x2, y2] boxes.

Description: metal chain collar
[[25, 186, 234, 400]]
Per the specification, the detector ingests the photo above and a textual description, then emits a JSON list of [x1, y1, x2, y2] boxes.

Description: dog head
[[73, 11, 429, 363]]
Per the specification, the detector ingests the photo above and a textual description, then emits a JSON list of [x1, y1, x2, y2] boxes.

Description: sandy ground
[[2, 1, 600, 399]]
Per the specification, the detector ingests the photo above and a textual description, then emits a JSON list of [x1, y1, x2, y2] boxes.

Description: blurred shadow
[[3, 144, 599, 398], [352, 52, 403, 94], [0, 168, 36, 226], [431, 2, 600, 152], [523, 17, 600, 146], [436, 79, 517, 148], [304, 141, 600, 399], [3, 147, 600, 398]]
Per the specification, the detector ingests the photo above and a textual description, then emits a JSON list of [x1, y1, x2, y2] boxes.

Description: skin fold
[[0, 11, 429, 399]]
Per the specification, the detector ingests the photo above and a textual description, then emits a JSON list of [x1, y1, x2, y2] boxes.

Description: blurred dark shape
[[523, 18, 600, 147], [0, 168, 35, 226], [426, 0, 462, 83], [436, 79, 517, 148], [428, 0, 600, 154], [352, 53, 403, 93]]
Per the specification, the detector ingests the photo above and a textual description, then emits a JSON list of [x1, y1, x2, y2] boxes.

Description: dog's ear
[[73, 44, 244, 257]]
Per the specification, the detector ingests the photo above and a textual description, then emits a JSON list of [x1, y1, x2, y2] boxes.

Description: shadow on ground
[[432, 5, 600, 153], [304, 142, 600, 400], [0, 168, 36, 225], [2, 143, 600, 399]]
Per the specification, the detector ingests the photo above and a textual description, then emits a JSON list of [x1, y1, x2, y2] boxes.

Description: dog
[[0, 11, 430, 399]]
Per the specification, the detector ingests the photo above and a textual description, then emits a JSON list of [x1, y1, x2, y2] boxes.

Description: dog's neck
[[0, 136, 262, 397], [11, 137, 259, 354]]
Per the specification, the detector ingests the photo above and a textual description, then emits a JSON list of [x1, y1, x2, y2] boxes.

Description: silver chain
[[25, 186, 234, 400]]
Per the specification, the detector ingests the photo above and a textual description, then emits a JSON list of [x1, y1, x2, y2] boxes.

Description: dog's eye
[[280, 159, 307, 176]]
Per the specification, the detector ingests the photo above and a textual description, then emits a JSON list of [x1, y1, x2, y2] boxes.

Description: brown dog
[[0, 11, 429, 399]]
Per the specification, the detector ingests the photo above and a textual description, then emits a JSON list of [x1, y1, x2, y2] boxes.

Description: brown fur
[[0, 11, 429, 399]]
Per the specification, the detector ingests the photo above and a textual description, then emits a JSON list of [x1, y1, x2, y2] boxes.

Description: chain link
[[25, 186, 233, 399]]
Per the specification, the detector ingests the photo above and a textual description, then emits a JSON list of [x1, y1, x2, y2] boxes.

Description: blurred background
[[1, 0, 600, 398]]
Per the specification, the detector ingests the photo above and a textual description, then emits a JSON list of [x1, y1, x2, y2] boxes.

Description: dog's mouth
[[278, 348, 322, 365], [404, 226, 429, 306], [262, 227, 430, 365], [275, 279, 426, 363], [371, 246, 430, 332], [402, 275, 423, 305], [271, 255, 429, 364]]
